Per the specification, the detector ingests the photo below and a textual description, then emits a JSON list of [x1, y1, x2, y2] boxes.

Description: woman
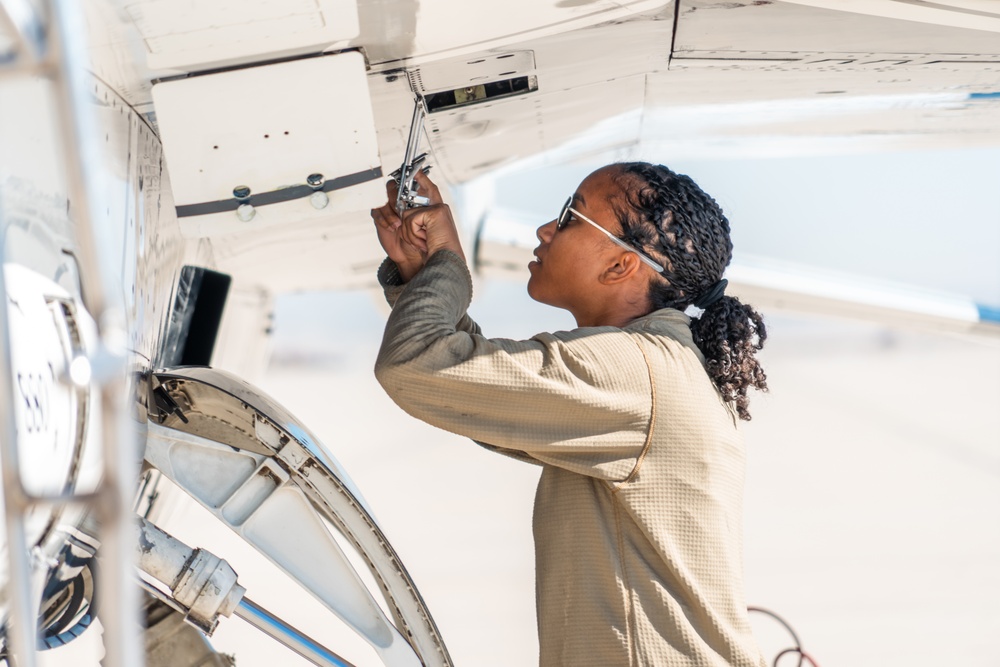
[[371, 163, 768, 666]]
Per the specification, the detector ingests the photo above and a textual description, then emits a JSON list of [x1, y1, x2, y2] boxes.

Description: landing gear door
[[145, 366, 452, 667]]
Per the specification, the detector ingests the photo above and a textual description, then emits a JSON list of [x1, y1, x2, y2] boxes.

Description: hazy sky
[[491, 147, 1000, 305]]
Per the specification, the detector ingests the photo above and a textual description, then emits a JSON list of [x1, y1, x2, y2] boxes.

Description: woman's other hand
[[372, 178, 426, 282], [398, 170, 467, 264]]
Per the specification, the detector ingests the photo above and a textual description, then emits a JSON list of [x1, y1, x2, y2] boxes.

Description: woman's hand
[[371, 170, 465, 281], [398, 171, 466, 263], [371, 178, 426, 282]]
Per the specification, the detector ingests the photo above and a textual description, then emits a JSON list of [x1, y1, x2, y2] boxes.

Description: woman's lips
[[529, 253, 542, 270]]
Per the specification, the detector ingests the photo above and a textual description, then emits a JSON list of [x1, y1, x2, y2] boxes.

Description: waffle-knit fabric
[[375, 251, 766, 667]]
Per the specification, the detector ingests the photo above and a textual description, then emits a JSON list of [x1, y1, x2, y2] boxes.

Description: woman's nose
[[537, 219, 556, 243]]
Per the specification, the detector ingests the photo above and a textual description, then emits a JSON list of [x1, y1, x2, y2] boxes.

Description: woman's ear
[[599, 252, 642, 285]]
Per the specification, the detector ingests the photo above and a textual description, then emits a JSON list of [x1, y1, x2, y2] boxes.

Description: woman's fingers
[[412, 169, 442, 205], [385, 178, 400, 204], [400, 203, 465, 260], [372, 188, 438, 282], [372, 201, 402, 230], [391, 168, 439, 206], [372, 206, 406, 247], [373, 169, 463, 273], [399, 208, 429, 252]]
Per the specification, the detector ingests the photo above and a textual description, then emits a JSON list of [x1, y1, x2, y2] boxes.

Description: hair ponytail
[[690, 295, 768, 421], [612, 162, 768, 420]]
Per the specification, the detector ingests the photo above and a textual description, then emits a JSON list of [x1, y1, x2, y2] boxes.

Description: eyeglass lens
[[557, 197, 572, 230]]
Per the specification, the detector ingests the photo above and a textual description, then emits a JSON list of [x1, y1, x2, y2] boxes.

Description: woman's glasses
[[557, 197, 665, 273]]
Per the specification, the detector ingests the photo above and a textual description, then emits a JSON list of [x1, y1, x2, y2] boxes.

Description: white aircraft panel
[[360, 0, 669, 68], [674, 0, 1000, 54], [152, 51, 382, 238], [424, 75, 645, 182], [126, 0, 360, 70], [639, 63, 1000, 153], [781, 0, 1000, 33], [210, 208, 386, 293], [412, 50, 536, 93]]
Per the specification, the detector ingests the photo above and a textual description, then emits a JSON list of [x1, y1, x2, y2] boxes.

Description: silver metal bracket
[[392, 97, 432, 218], [135, 518, 355, 667], [135, 518, 246, 636]]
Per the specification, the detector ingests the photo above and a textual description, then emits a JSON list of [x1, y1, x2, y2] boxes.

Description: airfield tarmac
[[202, 280, 1000, 667]]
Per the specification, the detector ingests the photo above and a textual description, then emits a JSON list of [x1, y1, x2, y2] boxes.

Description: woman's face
[[527, 166, 627, 312]]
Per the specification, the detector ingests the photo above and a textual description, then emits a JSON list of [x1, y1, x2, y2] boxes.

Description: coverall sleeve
[[375, 251, 651, 482], [379, 258, 482, 336]]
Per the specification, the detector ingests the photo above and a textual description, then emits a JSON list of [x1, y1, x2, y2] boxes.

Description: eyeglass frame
[[556, 197, 665, 274]]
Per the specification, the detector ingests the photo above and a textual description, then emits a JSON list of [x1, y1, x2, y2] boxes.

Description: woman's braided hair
[[611, 162, 768, 420]]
